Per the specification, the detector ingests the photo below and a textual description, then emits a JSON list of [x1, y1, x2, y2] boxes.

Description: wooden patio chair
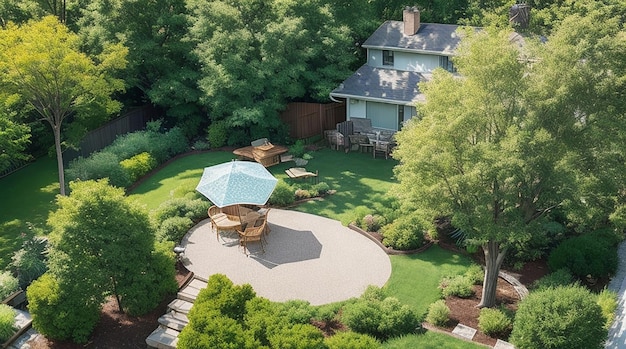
[[237, 219, 267, 255], [208, 205, 241, 241]]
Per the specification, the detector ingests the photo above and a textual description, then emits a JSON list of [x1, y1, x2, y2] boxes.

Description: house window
[[398, 106, 404, 130], [383, 50, 394, 66], [439, 56, 456, 72]]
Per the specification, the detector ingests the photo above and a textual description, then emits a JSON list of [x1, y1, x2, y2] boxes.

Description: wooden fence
[[279, 102, 346, 140], [63, 105, 160, 166]]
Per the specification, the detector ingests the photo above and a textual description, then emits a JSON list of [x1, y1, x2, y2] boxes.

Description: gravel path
[[606, 240, 626, 348]]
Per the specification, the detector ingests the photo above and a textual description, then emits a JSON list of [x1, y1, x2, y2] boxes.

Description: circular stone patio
[[180, 209, 392, 306]]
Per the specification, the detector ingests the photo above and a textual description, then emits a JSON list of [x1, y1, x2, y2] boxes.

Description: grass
[[0, 156, 59, 268], [382, 331, 486, 348], [1, 147, 478, 347]]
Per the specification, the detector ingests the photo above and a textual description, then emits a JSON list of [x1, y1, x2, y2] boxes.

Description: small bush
[[150, 126, 188, 163], [425, 300, 449, 327], [206, 120, 229, 149], [289, 140, 306, 158], [192, 139, 211, 150], [548, 234, 618, 279], [65, 151, 130, 188], [153, 197, 210, 225], [157, 216, 193, 243], [268, 323, 326, 349], [464, 264, 484, 285], [532, 268, 575, 290], [313, 182, 330, 195], [279, 300, 316, 325], [510, 285, 606, 349], [119, 152, 157, 183], [597, 289, 618, 330], [192, 274, 256, 323], [342, 294, 418, 340], [295, 188, 311, 199], [324, 331, 381, 349], [269, 181, 295, 206], [478, 307, 511, 337], [9, 236, 48, 290], [0, 271, 19, 300], [361, 214, 386, 232], [0, 304, 16, 342], [381, 215, 426, 250], [106, 130, 153, 159], [440, 275, 474, 298], [313, 303, 342, 324]]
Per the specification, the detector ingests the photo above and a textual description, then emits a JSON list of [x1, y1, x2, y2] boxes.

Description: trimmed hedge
[[425, 300, 449, 327], [548, 234, 617, 279]]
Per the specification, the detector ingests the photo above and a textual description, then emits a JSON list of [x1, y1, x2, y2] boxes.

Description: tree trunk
[[477, 240, 507, 308], [53, 125, 66, 196]]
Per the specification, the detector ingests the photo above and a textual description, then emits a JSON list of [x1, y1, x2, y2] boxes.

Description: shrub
[[548, 234, 618, 279], [192, 139, 211, 150], [464, 264, 484, 285], [381, 215, 426, 250], [119, 152, 157, 183], [440, 275, 474, 298], [106, 130, 153, 159], [178, 309, 247, 349], [157, 216, 194, 243], [9, 236, 48, 290], [510, 285, 606, 349], [206, 120, 229, 149], [425, 300, 449, 327], [295, 189, 311, 199], [279, 300, 316, 325], [269, 181, 295, 206], [324, 331, 380, 349], [0, 271, 19, 300], [342, 294, 418, 340], [531, 268, 575, 290], [0, 304, 15, 342], [313, 303, 343, 324], [313, 182, 330, 195], [361, 214, 386, 232], [65, 151, 130, 188], [597, 289, 618, 330], [289, 140, 307, 158], [117, 241, 178, 316], [153, 197, 210, 225], [150, 126, 188, 163], [192, 274, 256, 323], [27, 273, 101, 343], [268, 324, 326, 349], [478, 307, 511, 337]]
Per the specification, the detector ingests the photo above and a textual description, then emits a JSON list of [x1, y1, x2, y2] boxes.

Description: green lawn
[[1, 147, 477, 347], [0, 156, 59, 268]]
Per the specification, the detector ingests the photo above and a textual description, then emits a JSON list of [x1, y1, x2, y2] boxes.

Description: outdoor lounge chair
[[285, 167, 318, 183], [238, 218, 267, 255], [208, 205, 242, 241]]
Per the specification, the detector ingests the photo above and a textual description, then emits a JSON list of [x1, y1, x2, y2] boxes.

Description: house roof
[[330, 65, 428, 105], [362, 21, 463, 56]]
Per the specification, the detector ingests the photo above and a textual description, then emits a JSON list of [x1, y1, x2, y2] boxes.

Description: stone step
[[177, 277, 207, 302], [167, 298, 194, 314], [158, 311, 189, 331], [494, 339, 516, 348], [145, 326, 179, 349]]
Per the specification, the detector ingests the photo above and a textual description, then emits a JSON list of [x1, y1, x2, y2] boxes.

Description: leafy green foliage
[[478, 307, 511, 337], [9, 236, 48, 290], [324, 331, 380, 349], [206, 120, 229, 149], [268, 324, 326, 349], [27, 273, 101, 343], [464, 264, 484, 285], [439, 275, 474, 299], [0, 110, 30, 173], [548, 235, 618, 279], [531, 269, 575, 291], [597, 289, 618, 330], [157, 216, 194, 243], [119, 152, 157, 183], [510, 285, 606, 349], [0, 304, 16, 342], [381, 215, 426, 250], [0, 271, 19, 300], [0, 16, 127, 195], [341, 286, 418, 340], [425, 300, 450, 327], [153, 196, 211, 225], [269, 181, 295, 206]]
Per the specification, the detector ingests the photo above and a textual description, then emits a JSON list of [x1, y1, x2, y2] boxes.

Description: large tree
[[28, 179, 177, 342], [0, 16, 126, 195], [393, 11, 626, 307], [186, 0, 355, 140]]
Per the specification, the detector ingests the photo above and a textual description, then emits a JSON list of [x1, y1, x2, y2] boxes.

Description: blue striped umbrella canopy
[[196, 161, 278, 208]]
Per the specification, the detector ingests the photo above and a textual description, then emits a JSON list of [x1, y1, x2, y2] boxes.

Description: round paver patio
[[180, 209, 392, 305]]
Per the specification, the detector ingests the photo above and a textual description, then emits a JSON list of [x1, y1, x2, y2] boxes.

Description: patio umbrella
[[195, 161, 278, 208]]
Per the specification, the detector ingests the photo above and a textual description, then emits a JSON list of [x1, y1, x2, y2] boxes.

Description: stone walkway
[[605, 240, 626, 348]]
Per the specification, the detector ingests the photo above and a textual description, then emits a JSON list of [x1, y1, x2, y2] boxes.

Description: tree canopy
[[393, 9, 626, 307], [0, 15, 127, 195]]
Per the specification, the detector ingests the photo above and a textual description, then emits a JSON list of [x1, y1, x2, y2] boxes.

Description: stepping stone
[[177, 277, 207, 302], [167, 299, 194, 314], [494, 339, 516, 349], [158, 311, 189, 331], [146, 326, 179, 349], [452, 323, 477, 340]]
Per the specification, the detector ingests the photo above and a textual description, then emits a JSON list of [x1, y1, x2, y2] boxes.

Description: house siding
[[368, 49, 443, 73]]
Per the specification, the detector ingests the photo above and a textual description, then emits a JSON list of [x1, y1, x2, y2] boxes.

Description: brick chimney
[[403, 6, 420, 36]]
